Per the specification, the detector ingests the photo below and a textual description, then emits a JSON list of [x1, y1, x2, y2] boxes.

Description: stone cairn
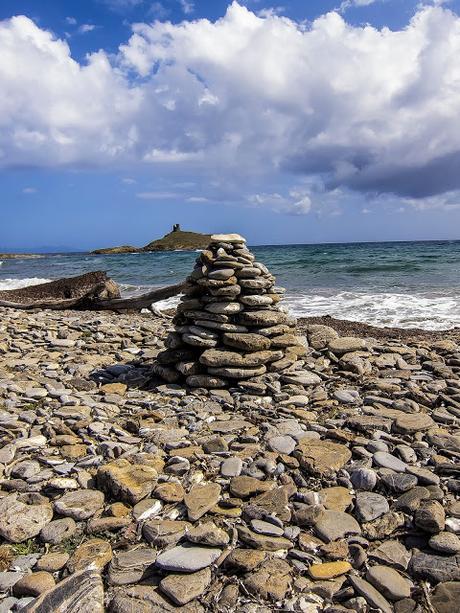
[[154, 233, 313, 395]]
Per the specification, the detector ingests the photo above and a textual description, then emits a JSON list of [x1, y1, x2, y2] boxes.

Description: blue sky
[[2, 0, 460, 250]]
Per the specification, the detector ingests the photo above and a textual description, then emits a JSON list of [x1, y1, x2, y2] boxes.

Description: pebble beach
[[0, 308, 459, 612], [0, 235, 460, 612], [3, 0, 460, 610]]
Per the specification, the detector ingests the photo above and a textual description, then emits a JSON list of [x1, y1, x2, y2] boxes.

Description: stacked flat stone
[[154, 233, 310, 394]]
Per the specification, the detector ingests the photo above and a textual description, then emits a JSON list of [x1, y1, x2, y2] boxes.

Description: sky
[[2, 0, 460, 250]]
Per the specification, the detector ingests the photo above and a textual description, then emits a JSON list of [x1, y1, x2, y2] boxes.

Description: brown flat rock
[[68, 538, 113, 573], [309, 561, 351, 580], [244, 559, 291, 600], [184, 483, 221, 521], [295, 440, 352, 477], [160, 568, 211, 605], [225, 549, 266, 571], [250, 486, 291, 521], [393, 412, 435, 433], [97, 459, 158, 505], [319, 487, 353, 512], [229, 476, 273, 498]]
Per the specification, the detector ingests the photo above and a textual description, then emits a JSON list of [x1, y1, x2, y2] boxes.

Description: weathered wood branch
[[90, 282, 186, 311], [0, 295, 95, 310], [0, 272, 186, 312], [0, 272, 118, 303]]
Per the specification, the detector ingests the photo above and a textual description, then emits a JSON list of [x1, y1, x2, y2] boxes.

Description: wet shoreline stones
[[0, 258, 460, 611]]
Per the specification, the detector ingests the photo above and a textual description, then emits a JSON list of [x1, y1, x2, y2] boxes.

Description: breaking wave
[[0, 277, 51, 291], [284, 291, 460, 331], [122, 283, 460, 330]]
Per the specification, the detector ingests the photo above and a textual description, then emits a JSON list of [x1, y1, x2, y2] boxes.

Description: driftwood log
[[91, 282, 186, 313], [0, 272, 185, 312]]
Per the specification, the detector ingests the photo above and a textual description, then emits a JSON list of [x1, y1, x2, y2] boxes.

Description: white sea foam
[[119, 283, 159, 298], [154, 295, 182, 310], [121, 283, 182, 310], [0, 278, 51, 291], [106, 284, 460, 330], [284, 291, 460, 331]]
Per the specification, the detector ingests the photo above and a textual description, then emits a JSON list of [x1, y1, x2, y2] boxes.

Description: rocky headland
[[91, 246, 140, 255], [0, 234, 459, 612], [92, 227, 211, 255]]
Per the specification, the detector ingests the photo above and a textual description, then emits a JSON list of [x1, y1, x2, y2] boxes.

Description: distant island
[[91, 225, 212, 254]]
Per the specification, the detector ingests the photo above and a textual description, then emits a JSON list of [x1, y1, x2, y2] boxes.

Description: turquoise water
[[2, 240, 460, 330]]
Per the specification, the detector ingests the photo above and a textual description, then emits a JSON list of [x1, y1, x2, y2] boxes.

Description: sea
[[1, 240, 460, 331]]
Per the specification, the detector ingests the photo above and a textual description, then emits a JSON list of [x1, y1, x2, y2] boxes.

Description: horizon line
[[2, 236, 460, 254]]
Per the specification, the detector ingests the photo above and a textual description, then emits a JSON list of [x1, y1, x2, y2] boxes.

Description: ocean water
[[1, 240, 460, 330]]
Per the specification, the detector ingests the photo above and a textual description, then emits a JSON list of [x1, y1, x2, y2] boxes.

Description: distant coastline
[[0, 253, 43, 259]]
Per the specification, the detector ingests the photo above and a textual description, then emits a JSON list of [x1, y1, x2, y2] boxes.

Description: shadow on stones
[[89, 360, 164, 392]]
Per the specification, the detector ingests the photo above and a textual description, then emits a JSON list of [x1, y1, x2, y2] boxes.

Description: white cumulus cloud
[[339, 0, 380, 11], [179, 0, 195, 15], [248, 189, 312, 215], [78, 24, 97, 34], [0, 15, 141, 167], [2, 2, 460, 212]]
